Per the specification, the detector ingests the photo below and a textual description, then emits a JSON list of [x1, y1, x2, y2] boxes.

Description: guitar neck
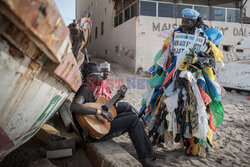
[[102, 91, 122, 111]]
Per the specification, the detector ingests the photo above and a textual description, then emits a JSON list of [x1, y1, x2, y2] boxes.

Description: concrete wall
[[136, 17, 173, 71], [76, 0, 250, 72], [77, 0, 137, 72], [76, 0, 92, 18], [206, 21, 250, 45], [136, 16, 250, 71], [245, 0, 250, 17], [236, 49, 250, 59]]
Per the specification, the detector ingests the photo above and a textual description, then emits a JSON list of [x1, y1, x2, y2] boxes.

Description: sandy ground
[[94, 58, 250, 167], [114, 89, 250, 167]]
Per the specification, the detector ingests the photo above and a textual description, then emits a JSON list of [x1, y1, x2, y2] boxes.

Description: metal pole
[[240, 0, 243, 24], [75, 0, 77, 19]]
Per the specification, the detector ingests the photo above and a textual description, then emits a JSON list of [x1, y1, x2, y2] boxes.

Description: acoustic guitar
[[76, 85, 127, 139]]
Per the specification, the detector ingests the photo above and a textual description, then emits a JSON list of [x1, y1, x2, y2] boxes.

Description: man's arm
[[70, 95, 97, 115], [70, 94, 114, 121], [186, 42, 215, 68]]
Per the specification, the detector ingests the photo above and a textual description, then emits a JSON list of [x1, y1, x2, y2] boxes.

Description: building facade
[[76, 0, 250, 72]]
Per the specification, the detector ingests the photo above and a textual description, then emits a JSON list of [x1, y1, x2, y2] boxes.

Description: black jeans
[[73, 102, 153, 160], [116, 102, 136, 114], [99, 102, 153, 160]]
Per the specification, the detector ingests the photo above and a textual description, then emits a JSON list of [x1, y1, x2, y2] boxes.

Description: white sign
[[173, 32, 207, 57], [157, 47, 169, 71]]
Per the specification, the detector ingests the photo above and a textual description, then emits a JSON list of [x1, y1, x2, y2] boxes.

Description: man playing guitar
[[70, 63, 163, 167]]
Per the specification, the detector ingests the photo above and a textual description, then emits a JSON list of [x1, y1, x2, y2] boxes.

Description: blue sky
[[54, 0, 75, 25]]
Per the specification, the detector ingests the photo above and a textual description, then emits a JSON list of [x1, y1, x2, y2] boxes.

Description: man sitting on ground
[[70, 63, 164, 167], [99, 61, 141, 116]]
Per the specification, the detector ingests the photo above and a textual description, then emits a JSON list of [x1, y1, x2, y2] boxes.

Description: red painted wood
[[0, 128, 14, 152]]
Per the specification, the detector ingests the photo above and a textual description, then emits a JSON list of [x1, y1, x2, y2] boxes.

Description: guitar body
[[76, 96, 117, 139]]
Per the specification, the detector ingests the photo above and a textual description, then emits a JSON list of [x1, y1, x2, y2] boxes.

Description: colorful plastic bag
[[148, 71, 165, 88], [206, 86, 224, 127], [203, 71, 221, 102], [154, 49, 164, 67], [203, 28, 223, 46]]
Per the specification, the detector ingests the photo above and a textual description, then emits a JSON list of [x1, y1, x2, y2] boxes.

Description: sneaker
[[139, 158, 157, 167]]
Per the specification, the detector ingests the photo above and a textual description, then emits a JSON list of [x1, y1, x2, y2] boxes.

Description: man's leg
[[116, 102, 131, 114], [101, 112, 153, 160], [116, 102, 138, 114]]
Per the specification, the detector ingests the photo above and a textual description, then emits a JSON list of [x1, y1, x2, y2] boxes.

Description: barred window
[[211, 7, 225, 22], [119, 12, 123, 25], [177, 4, 192, 18], [194, 6, 209, 20], [114, 16, 118, 27], [125, 7, 131, 21], [140, 1, 156, 17], [131, 3, 137, 18], [227, 9, 240, 23], [158, 3, 174, 18]]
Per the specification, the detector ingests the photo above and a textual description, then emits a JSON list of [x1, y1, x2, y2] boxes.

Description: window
[[114, 15, 119, 27], [223, 45, 231, 51], [105, 49, 108, 55], [211, 7, 225, 22], [194, 5, 209, 20], [227, 9, 240, 23], [115, 45, 118, 52], [158, 3, 174, 18], [95, 27, 98, 39], [125, 7, 131, 22], [236, 49, 243, 52], [114, 2, 138, 27], [119, 12, 123, 25], [176, 4, 192, 18], [137, 1, 239, 23], [131, 3, 137, 18], [101, 22, 104, 35], [140, 1, 156, 17]]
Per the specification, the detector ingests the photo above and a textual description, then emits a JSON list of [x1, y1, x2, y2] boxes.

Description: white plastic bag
[[163, 77, 176, 96], [157, 47, 169, 71]]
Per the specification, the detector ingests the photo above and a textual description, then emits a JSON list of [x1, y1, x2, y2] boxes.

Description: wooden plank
[[0, 128, 14, 153], [0, 0, 71, 64], [0, 38, 69, 158], [54, 52, 82, 92]]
